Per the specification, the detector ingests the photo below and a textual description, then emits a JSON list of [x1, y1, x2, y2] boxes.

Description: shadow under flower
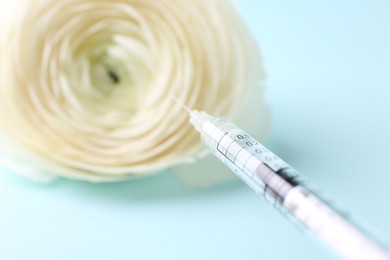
[[3, 170, 245, 205]]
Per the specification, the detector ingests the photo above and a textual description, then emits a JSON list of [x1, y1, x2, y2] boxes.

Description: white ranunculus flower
[[0, 0, 266, 183]]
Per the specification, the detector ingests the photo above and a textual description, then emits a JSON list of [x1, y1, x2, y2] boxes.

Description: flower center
[[90, 54, 128, 96], [107, 69, 120, 85]]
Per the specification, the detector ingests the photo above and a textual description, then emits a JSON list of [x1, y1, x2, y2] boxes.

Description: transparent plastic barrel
[[198, 116, 389, 260]]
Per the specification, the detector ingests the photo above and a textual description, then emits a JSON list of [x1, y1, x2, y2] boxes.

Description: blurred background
[[1, 0, 389, 259]]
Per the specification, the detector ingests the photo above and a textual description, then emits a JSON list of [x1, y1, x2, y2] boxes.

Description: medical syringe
[[173, 98, 389, 260]]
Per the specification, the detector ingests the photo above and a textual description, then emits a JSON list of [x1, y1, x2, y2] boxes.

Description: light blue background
[[1, 1, 390, 259]]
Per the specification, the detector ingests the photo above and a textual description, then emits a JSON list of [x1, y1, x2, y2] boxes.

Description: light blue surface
[[1, 1, 390, 259]]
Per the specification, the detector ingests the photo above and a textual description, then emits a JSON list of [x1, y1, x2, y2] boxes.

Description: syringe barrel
[[198, 116, 389, 260]]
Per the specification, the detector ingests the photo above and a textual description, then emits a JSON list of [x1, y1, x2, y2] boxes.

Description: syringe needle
[[169, 95, 212, 132], [170, 95, 192, 114]]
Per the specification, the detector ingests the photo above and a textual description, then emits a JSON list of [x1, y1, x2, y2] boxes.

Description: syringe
[[174, 98, 389, 260]]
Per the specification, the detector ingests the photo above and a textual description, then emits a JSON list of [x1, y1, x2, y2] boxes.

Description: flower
[[0, 0, 265, 182]]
